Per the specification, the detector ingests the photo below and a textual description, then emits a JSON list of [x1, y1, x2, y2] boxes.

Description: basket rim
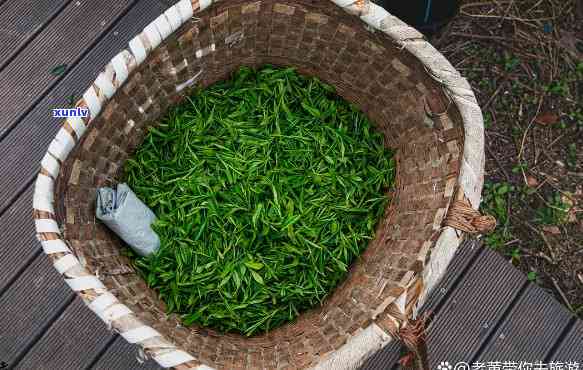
[[32, 0, 485, 369]]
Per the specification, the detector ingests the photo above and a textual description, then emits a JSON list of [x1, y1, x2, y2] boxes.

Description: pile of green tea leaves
[[124, 66, 395, 336]]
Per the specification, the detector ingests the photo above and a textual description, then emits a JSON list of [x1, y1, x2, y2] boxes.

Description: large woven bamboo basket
[[33, 0, 491, 369]]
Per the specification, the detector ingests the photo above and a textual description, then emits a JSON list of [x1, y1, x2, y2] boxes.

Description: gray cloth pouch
[[96, 183, 160, 257]]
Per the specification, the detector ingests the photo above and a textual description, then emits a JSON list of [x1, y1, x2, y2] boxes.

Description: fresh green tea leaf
[[50, 64, 67, 76], [125, 65, 396, 336]]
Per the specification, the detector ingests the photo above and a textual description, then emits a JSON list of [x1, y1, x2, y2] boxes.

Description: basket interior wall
[[55, 0, 464, 368]]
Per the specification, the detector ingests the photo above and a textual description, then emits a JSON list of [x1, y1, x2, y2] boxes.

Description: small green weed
[[482, 182, 514, 224], [517, 184, 537, 199], [481, 182, 515, 249], [567, 143, 577, 169], [527, 271, 538, 281], [483, 112, 493, 129], [544, 80, 569, 97], [535, 192, 570, 225], [509, 247, 521, 263], [502, 52, 520, 72], [512, 162, 528, 174]]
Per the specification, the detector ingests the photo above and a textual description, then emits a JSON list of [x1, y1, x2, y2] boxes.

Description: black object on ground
[[375, 0, 460, 36]]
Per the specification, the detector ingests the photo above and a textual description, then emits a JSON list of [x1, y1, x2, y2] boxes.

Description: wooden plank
[[548, 320, 583, 362], [420, 239, 484, 314], [0, 0, 135, 140], [0, 1, 172, 368], [358, 340, 402, 370], [91, 336, 162, 370], [425, 249, 527, 367], [0, 254, 73, 367], [0, 184, 38, 294], [476, 284, 573, 361], [14, 297, 115, 370], [0, 0, 70, 70], [0, 0, 166, 213]]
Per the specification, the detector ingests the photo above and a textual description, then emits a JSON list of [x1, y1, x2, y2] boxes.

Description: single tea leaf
[[244, 261, 264, 270], [250, 270, 264, 285], [51, 64, 68, 77]]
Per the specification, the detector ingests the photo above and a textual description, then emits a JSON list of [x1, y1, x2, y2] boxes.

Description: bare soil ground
[[432, 0, 582, 317]]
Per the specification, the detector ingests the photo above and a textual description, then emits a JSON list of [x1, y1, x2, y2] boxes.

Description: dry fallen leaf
[[535, 112, 559, 126], [542, 225, 561, 235], [526, 176, 539, 187], [561, 192, 579, 223], [562, 193, 575, 208]]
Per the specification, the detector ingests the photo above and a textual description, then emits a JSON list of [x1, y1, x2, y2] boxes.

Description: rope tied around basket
[[397, 316, 430, 370], [444, 197, 497, 234], [383, 299, 431, 370], [383, 312, 431, 370]]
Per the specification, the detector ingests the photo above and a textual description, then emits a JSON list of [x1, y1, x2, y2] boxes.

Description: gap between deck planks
[[0, 255, 73, 366], [426, 245, 527, 366], [474, 283, 573, 361], [0, 185, 37, 295], [90, 336, 161, 370], [548, 320, 583, 362], [0, 0, 72, 71], [12, 298, 115, 370]]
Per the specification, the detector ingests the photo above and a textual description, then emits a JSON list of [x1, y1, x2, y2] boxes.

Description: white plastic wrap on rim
[[47, 129, 76, 162], [35, 218, 61, 234], [41, 152, 60, 178], [122, 326, 162, 344], [33, 174, 55, 213], [41, 239, 71, 255], [89, 292, 119, 314], [111, 51, 132, 85], [82, 85, 102, 119], [54, 254, 81, 274], [165, 6, 183, 31], [129, 36, 148, 64], [66, 275, 106, 292], [154, 350, 197, 368], [67, 116, 87, 139], [312, 324, 393, 370], [144, 23, 163, 50], [177, 0, 194, 22], [154, 14, 173, 39]]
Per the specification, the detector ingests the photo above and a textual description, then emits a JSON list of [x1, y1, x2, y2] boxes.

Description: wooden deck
[[0, 0, 580, 368]]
